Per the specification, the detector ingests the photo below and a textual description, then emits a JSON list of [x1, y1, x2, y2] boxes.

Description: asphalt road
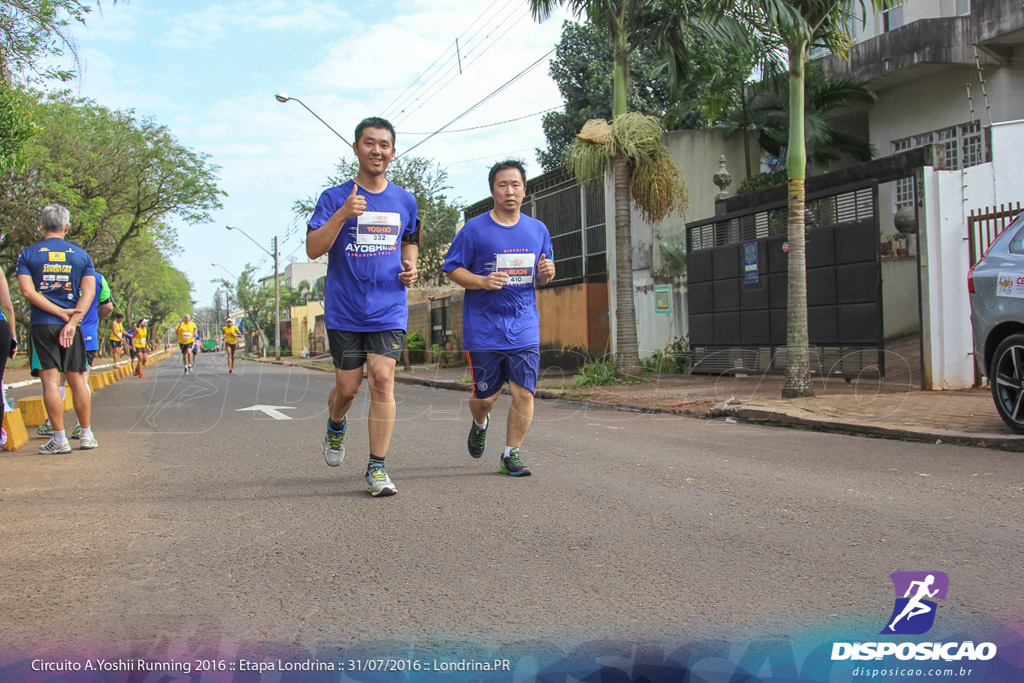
[[2, 351, 1022, 666]]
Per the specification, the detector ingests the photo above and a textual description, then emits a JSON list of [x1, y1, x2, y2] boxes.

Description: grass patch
[[568, 360, 647, 389]]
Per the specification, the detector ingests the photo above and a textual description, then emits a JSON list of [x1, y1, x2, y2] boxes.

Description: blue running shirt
[[308, 180, 418, 332], [81, 272, 111, 351], [443, 212, 553, 351], [16, 237, 97, 325]]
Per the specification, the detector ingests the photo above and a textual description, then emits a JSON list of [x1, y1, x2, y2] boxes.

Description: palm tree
[[707, 0, 882, 398], [749, 62, 877, 170], [529, 0, 693, 377]]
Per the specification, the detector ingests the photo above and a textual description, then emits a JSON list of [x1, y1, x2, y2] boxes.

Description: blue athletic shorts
[[467, 348, 540, 399]]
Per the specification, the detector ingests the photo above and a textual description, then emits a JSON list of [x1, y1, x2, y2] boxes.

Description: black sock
[[328, 418, 345, 432], [368, 455, 385, 467]]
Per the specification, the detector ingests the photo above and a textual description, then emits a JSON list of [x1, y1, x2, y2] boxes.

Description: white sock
[[80, 426, 93, 439], [474, 417, 488, 430], [53, 430, 66, 443], [503, 446, 516, 458]]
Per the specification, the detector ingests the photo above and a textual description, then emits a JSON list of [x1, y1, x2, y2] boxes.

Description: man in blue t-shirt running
[[306, 117, 419, 497], [443, 160, 555, 477], [16, 204, 99, 453]]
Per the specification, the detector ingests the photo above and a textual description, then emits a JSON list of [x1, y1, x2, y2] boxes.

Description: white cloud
[[158, 0, 351, 50]]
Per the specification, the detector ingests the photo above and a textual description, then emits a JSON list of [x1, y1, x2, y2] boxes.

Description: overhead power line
[[380, 0, 517, 120], [396, 106, 560, 135], [398, 48, 555, 159]]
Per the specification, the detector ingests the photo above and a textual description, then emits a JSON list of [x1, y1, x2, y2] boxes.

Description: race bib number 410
[[496, 253, 536, 286], [356, 212, 402, 247]]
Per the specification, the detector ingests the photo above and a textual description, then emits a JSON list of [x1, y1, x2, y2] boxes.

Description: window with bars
[[891, 121, 990, 208]]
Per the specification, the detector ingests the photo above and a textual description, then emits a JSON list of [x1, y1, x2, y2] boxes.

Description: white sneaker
[[79, 434, 99, 450], [322, 417, 346, 467], [39, 438, 72, 454], [366, 463, 397, 497]]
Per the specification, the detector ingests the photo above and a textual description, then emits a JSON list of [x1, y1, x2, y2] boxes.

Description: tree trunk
[[613, 150, 642, 377], [610, 19, 641, 378], [781, 43, 814, 399]]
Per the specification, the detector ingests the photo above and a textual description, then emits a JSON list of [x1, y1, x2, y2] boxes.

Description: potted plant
[[892, 232, 908, 257]]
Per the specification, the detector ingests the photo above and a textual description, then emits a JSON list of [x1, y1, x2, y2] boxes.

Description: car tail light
[[968, 262, 977, 294]]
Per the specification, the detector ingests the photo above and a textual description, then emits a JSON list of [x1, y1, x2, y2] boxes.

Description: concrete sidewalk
[[375, 363, 1024, 453]]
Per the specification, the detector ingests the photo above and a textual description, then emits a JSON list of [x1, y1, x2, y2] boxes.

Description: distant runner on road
[[222, 318, 240, 373]]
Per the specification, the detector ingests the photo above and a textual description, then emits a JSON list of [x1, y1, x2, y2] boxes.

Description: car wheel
[[990, 333, 1024, 434]]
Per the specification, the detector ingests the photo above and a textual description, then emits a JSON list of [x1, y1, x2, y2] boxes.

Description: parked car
[[968, 211, 1024, 432]]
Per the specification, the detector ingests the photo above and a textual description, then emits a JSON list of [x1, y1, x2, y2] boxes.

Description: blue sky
[[61, 0, 569, 306]]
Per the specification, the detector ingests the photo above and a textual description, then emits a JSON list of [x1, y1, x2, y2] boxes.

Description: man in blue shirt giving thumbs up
[[306, 117, 419, 497]]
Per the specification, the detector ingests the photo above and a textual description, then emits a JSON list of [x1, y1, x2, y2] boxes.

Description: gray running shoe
[[37, 419, 53, 436], [365, 463, 397, 496], [39, 438, 72, 455], [79, 434, 99, 450], [467, 416, 488, 458], [500, 448, 532, 477], [322, 417, 346, 467]]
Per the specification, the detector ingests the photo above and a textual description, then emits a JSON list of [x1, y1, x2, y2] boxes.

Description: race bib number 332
[[356, 213, 401, 247]]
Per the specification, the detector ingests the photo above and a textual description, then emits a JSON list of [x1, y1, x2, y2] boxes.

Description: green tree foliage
[[735, 62, 877, 172], [294, 155, 461, 287], [0, 81, 36, 171], [1, 0, 88, 82], [232, 264, 273, 355], [0, 91, 224, 327], [539, 19, 747, 173]]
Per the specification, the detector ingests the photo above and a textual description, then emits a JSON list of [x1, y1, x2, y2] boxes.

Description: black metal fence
[[685, 182, 884, 377]]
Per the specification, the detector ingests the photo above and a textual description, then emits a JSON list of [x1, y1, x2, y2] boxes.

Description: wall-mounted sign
[[654, 285, 672, 314], [744, 241, 759, 285]]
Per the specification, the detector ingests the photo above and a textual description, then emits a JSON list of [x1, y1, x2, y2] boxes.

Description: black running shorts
[[328, 329, 405, 371], [30, 324, 88, 374]]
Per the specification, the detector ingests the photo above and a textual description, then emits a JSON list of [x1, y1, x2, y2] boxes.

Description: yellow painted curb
[[17, 396, 48, 427], [2, 409, 29, 451]]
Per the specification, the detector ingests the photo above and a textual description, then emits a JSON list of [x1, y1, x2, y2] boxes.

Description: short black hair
[[354, 117, 396, 147], [488, 159, 527, 191], [115, 313, 124, 319]]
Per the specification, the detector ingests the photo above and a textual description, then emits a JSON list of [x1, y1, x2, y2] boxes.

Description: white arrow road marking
[[236, 405, 295, 420]]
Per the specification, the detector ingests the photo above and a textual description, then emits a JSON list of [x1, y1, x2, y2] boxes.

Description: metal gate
[[430, 296, 452, 349], [685, 182, 884, 376]]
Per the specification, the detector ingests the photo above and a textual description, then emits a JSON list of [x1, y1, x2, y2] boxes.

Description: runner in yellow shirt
[[176, 314, 199, 375], [109, 313, 125, 368], [222, 318, 241, 373], [133, 319, 149, 378]]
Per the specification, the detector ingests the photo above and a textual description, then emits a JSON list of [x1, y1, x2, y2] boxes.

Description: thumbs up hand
[[340, 182, 366, 221], [537, 252, 555, 284]]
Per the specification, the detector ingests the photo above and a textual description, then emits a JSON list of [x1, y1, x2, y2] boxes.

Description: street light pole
[[275, 93, 352, 146], [273, 235, 280, 363], [225, 225, 281, 360]]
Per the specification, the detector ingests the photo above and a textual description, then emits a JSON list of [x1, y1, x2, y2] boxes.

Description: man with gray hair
[[16, 204, 99, 453]]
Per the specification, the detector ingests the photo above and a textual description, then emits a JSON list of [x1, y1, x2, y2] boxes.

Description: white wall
[[919, 120, 1024, 388], [634, 276, 687, 357], [883, 257, 921, 338], [284, 260, 327, 289]]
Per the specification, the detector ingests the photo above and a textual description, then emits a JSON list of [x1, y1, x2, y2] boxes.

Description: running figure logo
[[881, 571, 949, 635]]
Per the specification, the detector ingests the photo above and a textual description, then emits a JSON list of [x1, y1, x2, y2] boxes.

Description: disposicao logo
[[831, 571, 997, 663], [881, 570, 948, 635]]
